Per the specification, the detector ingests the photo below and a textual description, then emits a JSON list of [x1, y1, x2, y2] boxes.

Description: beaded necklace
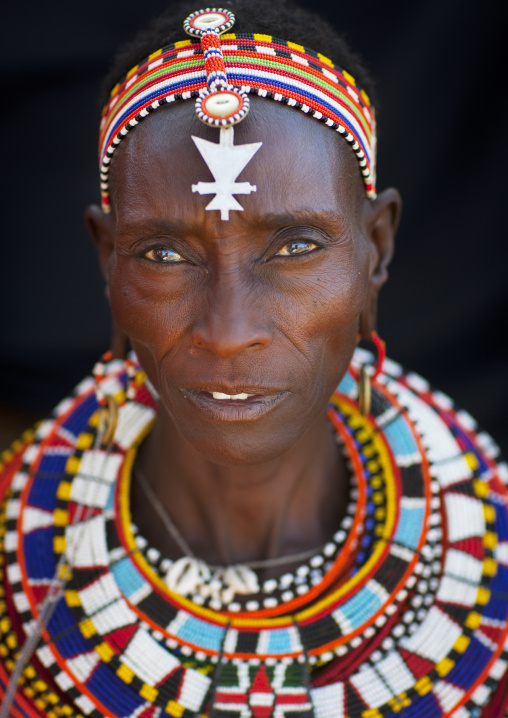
[[1, 350, 508, 718]]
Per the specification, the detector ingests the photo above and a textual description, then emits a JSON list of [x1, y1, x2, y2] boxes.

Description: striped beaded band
[[99, 28, 377, 212]]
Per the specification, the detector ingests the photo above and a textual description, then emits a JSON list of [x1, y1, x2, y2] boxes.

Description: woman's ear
[[84, 204, 116, 294], [360, 187, 402, 337]]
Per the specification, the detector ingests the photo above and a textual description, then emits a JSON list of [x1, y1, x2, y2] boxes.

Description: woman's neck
[[131, 408, 348, 567]]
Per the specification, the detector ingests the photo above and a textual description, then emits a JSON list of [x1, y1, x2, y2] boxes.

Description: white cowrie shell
[[165, 557, 201, 595], [223, 566, 259, 595], [193, 12, 225, 30], [204, 92, 241, 118]]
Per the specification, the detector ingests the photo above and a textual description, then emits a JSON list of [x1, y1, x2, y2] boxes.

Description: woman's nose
[[191, 277, 272, 359]]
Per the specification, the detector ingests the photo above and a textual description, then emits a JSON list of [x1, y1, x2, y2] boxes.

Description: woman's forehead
[[109, 98, 364, 227]]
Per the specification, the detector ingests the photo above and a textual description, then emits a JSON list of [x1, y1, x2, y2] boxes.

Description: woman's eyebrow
[[258, 210, 347, 231], [116, 218, 189, 237]]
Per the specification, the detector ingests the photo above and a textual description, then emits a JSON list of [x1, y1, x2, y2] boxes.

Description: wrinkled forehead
[[108, 98, 365, 226]]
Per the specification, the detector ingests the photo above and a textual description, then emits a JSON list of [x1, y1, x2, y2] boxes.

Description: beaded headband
[[99, 8, 377, 217]]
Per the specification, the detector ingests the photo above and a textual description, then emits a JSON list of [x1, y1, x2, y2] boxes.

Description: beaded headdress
[[99, 8, 377, 218]]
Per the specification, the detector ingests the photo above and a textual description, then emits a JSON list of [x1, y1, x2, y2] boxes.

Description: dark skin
[[86, 99, 401, 569]]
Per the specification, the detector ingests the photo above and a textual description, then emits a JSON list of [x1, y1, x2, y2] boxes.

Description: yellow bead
[[54, 509, 69, 526], [483, 504, 496, 523], [65, 456, 81, 475], [465, 611, 482, 630], [56, 481, 72, 501], [415, 676, 433, 695], [24, 664, 36, 679], [476, 587, 491, 605], [65, 590, 81, 607], [96, 641, 115, 662], [53, 536, 66, 554], [80, 619, 97, 638], [140, 683, 158, 701], [473, 478, 488, 496], [361, 89, 371, 106], [453, 634, 470, 654], [483, 557, 497, 576], [76, 433, 94, 450], [117, 662, 135, 684], [165, 702, 185, 717], [466, 453, 480, 471], [483, 531, 497, 550], [343, 69, 357, 85], [436, 657, 455, 677], [317, 52, 334, 67]]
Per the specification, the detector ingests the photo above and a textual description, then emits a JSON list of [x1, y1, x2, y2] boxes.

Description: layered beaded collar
[[1, 351, 508, 718]]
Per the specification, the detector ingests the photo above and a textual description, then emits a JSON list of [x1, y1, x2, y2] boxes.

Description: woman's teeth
[[211, 392, 255, 400]]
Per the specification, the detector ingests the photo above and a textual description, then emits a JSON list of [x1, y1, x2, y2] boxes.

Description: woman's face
[[93, 99, 396, 465]]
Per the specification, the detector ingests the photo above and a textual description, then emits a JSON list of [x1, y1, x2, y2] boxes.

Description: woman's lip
[[181, 388, 288, 422]]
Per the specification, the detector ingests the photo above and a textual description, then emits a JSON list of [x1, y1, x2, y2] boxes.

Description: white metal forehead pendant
[[191, 127, 262, 221]]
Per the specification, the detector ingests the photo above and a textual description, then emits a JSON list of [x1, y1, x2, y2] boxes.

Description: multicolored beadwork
[[99, 28, 376, 212], [1, 351, 507, 717], [183, 8, 251, 129]]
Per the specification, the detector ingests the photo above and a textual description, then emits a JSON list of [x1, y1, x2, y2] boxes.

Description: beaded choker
[[99, 8, 377, 215], [1, 351, 508, 717]]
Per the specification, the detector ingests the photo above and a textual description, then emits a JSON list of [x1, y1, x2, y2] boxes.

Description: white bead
[[334, 530, 347, 543], [279, 573, 294, 588], [324, 542, 336, 557], [263, 598, 278, 609], [263, 579, 278, 593]]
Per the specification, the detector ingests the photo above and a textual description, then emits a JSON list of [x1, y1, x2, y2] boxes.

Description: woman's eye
[[144, 248, 184, 263], [276, 240, 318, 257]]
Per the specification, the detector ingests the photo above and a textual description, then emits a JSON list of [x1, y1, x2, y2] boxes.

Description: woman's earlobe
[[84, 203, 116, 280], [367, 187, 402, 287], [360, 188, 402, 337]]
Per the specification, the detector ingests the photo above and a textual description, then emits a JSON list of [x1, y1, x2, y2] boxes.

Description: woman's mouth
[[210, 391, 255, 400], [180, 387, 288, 421]]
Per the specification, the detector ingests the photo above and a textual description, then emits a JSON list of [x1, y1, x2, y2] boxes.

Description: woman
[[1, 1, 507, 716]]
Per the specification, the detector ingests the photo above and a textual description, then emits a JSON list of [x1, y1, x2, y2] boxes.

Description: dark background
[[1, 0, 507, 452]]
